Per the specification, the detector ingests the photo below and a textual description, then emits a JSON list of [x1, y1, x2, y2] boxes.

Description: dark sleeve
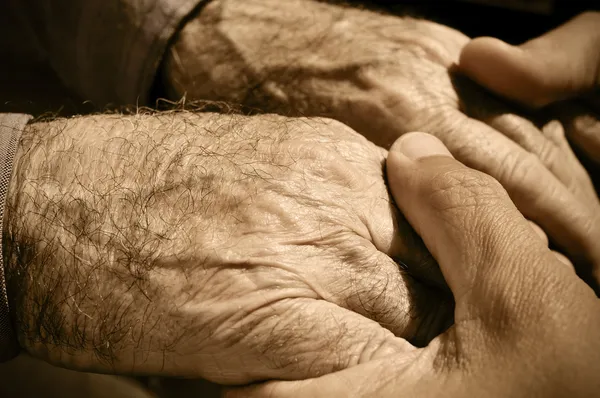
[[5, 0, 207, 106], [0, 114, 31, 362]]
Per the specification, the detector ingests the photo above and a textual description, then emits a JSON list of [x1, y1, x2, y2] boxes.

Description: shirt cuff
[[0, 113, 31, 362], [30, 0, 208, 107], [81, 0, 209, 106]]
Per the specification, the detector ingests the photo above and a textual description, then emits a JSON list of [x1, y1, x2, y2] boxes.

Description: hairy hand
[[4, 111, 451, 383], [163, 0, 600, 284]]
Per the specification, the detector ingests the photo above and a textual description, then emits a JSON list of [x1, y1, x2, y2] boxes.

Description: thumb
[[459, 12, 600, 108], [386, 132, 574, 322]]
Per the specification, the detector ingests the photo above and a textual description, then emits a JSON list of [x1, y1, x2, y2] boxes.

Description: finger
[[433, 78, 600, 281], [528, 221, 576, 270], [528, 221, 548, 245], [443, 112, 600, 292], [483, 113, 596, 202], [527, 221, 576, 270], [539, 118, 600, 205], [203, 297, 414, 384], [543, 101, 600, 197], [549, 101, 600, 164], [386, 132, 581, 319], [451, 72, 599, 206], [459, 12, 600, 107]]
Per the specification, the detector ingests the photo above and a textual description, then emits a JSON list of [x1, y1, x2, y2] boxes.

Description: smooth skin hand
[[4, 111, 452, 383], [460, 11, 600, 287], [227, 132, 600, 398], [163, 0, 600, 293]]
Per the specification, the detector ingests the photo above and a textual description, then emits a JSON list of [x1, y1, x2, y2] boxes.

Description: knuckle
[[534, 134, 560, 166], [542, 119, 567, 145], [496, 151, 542, 188]]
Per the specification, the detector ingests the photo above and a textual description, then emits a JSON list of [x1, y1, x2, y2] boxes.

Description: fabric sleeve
[[0, 113, 31, 362], [6, 0, 208, 106]]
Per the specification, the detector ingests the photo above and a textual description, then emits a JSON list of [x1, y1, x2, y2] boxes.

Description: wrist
[[0, 112, 260, 374], [0, 113, 32, 361], [2, 118, 139, 367], [3, 120, 63, 361]]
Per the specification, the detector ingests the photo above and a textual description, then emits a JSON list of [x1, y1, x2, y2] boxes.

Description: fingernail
[[391, 132, 453, 160]]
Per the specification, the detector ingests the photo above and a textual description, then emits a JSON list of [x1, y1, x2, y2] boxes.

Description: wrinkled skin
[[6, 112, 451, 384], [164, 0, 600, 286]]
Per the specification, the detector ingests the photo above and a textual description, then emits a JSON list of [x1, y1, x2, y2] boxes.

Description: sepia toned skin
[[460, 11, 600, 284], [222, 13, 600, 398], [164, 0, 600, 291], [4, 111, 452, 382], [1, 2, 600, 396]]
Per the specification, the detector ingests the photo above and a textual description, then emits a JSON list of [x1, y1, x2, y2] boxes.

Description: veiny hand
[[164, 0, 600, 291], [227, 132, 600, 398], [5, 112, 450, 383], [460, 11, 600, 288]]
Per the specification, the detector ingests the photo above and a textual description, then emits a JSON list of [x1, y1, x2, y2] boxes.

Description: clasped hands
[[9, 3, 600, 397]]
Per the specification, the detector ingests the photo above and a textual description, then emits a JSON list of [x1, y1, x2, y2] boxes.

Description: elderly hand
[[163, 0, 600, 291], [5, 111, 451, 383], [460, 11, 600, 289], [227, 132, 600, 398]]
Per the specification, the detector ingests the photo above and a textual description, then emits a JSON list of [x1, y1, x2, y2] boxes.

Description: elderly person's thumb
[[459, 12, 600, 108]]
